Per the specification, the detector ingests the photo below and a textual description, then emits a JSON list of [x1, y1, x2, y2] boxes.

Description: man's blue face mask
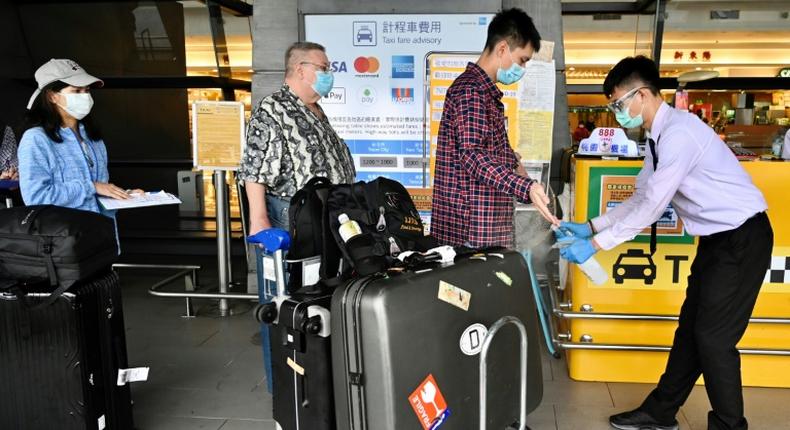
[[496, 47, 526, 85], [302, 61, 334, 98], [312, 71, 334, 98]]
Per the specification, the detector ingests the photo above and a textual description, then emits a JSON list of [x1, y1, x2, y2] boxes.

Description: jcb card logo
[[409, 374, 450, 430], [354, 56, 380, 76], [391, 87, 415, 104]]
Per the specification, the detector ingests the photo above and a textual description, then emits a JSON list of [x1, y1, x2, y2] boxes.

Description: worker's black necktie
[[648, 138, 658, 255]]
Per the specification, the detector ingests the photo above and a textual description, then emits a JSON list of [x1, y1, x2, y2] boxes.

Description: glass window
[[183, 1, 253, 81], [659, 1, 790, 79], [562, 5, 656, 85]]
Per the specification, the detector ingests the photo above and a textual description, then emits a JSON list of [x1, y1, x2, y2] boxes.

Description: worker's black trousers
[[640, 212, 773, 430]]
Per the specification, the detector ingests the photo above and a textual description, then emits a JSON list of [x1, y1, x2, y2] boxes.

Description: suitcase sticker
[[409, 374, 451, 430], [437, 280, 471, 311]]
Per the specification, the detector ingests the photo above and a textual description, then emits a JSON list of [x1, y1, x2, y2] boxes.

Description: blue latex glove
[[559, 238, 597, 264], [555, 221, 593, 240]]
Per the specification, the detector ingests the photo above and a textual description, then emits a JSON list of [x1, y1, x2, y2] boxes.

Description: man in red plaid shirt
[[432, 8, 558, 248]]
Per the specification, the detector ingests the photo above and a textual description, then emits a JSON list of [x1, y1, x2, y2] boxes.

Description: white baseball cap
[[26, 59, 104, 109]]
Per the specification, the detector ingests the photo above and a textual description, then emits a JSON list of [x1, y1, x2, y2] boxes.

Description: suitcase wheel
[[254, 303, 278, 324]]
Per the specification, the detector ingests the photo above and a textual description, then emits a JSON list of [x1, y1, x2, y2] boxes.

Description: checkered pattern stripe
[[431, 63, 534, 248], [764, 256, 790, 284]]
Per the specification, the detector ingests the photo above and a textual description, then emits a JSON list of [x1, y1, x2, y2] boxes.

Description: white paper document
[[99, 191, 182, 210], [116, 366, 150, 385]]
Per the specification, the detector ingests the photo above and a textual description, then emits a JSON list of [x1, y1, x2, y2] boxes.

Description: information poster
[[192, 101, 245, 170], [516, 41, 556, 188], [305, 14, 494, 187], [599, 175, 685, 236], [588, 167, 693, 244], [426, 53, 520, 186]]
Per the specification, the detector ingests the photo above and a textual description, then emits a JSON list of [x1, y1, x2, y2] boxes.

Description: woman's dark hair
[[20, 80, 102, 143], [484, 8, 542, 53], [603, 55, 661, 99]]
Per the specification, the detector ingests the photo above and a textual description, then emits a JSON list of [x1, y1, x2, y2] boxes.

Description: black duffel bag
[[0, 205, 118, 305]]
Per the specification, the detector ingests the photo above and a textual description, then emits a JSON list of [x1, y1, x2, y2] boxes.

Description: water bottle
[[338, 213, 362, 242], [552, 225, 608, 285]]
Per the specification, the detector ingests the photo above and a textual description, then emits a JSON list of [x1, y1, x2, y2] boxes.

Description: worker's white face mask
[[58, 93, 94, 120]]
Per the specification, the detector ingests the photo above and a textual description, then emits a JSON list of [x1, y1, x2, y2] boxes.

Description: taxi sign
[[579, 127, 639, 157]]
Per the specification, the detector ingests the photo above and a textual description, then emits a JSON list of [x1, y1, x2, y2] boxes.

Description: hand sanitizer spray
[[552, 225, 608, 285]]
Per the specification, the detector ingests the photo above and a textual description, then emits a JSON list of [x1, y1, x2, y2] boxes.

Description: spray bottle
[[552, 225, 608, 285]]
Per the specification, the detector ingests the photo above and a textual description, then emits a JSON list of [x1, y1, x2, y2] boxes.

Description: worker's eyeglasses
[[607, 86, 647, 114], [301, 62, 331, 73]]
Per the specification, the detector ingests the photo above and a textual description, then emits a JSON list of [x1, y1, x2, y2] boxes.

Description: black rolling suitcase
[[332, 250, 543, 430], [266, 292, 335, 430], [0, 270, 134, 430], [252, 228, 335, 430]]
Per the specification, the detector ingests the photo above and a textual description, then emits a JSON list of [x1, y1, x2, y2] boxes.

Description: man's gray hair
[[284, 41, 326, 77]]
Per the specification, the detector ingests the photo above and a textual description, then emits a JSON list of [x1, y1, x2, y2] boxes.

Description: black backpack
[[326, 177, 436, 276], [287, 177, 343, 290], [288, 177, 437, 288], [0, 205, 118, 306]]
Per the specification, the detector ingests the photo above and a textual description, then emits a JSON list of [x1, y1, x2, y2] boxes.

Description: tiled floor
[[119, 258, 790, 430]]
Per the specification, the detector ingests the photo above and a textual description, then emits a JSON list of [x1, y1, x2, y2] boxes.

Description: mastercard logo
[[354, 56, 380, 73]]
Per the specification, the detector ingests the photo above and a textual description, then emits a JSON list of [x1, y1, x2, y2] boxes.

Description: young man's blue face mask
[[615, 103, 644, 129], [610, 87, 646, 129], [496, 47, 526, 85]]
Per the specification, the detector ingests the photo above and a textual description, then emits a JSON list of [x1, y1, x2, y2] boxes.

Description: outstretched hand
[[529, 182, 560, 226]]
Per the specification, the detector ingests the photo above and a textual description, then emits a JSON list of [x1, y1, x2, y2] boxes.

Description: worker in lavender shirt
[[558, 56, 772, 430]]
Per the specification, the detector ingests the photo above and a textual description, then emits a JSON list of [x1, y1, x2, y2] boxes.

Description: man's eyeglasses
[[607, 86, 647, 114], [300, 61, 331, 73]]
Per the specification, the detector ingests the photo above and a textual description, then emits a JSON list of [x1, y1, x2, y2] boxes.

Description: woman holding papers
[[17, 59, 141, 217]]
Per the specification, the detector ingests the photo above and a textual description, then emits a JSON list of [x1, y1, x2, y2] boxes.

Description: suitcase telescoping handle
[[249, 228, 290, 324], [479, 316, 528, 430]]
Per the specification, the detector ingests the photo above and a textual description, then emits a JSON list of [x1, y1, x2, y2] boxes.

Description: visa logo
[[330, 61, 347, 73]]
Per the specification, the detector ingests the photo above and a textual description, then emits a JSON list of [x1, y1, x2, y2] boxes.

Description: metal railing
[[542, 263, 790, 357], [113, 263, 257, 318]]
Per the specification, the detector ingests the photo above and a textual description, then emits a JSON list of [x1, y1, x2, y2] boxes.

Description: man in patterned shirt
[[240, 42, 355, 234], [432, 8, 558, 248]]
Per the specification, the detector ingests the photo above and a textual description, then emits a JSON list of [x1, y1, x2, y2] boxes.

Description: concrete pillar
[[251, 0, 298, 106], [247, 0, 299, 292], [504, 0, 570, 265], [504, 0, 570, 190]]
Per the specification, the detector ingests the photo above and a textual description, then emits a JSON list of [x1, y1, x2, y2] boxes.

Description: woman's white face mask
[[57, 92, 94, 120]]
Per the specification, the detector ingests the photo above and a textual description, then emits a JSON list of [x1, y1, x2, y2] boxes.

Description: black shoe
[[609, 409, 679, 430]]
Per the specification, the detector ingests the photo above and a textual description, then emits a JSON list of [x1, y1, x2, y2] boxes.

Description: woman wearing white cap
[[17, 59, 141, 217]]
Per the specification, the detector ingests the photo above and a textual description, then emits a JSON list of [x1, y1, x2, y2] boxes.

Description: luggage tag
[[117, 367, 150, 386], [287, 357, 305, 376]]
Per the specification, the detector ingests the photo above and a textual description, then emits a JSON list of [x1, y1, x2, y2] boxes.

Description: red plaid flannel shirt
[[431, 63, 535, 248]]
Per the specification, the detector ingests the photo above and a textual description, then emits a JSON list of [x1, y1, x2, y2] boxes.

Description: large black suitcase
[[332, 250, 543, 430], [0, 270, 134, 430], [267, 292, 335, 430]]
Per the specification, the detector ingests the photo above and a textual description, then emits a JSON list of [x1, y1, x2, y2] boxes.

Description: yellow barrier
[[564, 158, 790, 387]]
